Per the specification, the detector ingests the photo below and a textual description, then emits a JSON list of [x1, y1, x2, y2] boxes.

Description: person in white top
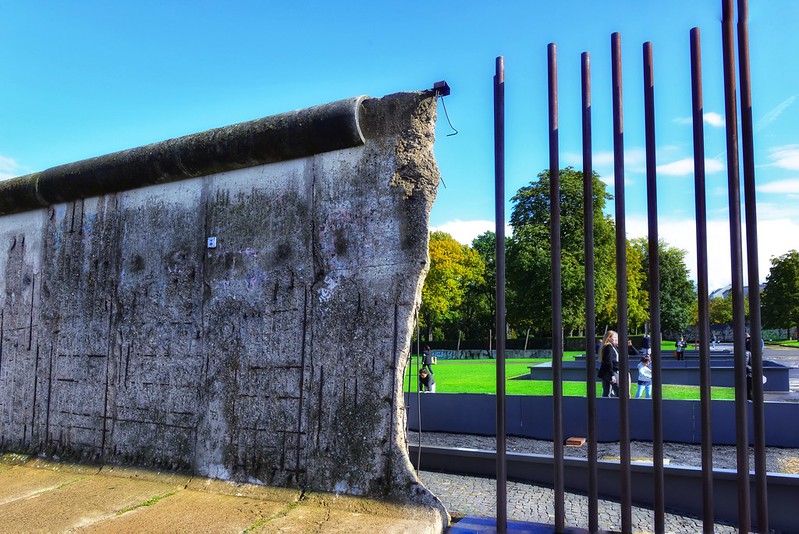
[[636, 355, 652, 399]]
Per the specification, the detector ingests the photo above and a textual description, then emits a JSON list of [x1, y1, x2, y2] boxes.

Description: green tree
[[420, 231, 485, 340], [762, 250, 799, 337], [458, 231, 496, 340], [507, 167, 615, 336], [590, 239, 650, 333], [706, 293, 748, 326], [708, 294, 733, 326], [630, 238, 697, 335]]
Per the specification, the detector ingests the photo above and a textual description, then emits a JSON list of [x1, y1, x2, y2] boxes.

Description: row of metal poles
[[492, 0, 767, 532]]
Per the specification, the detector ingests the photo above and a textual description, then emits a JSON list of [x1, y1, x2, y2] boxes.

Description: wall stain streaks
[[0, 92, 444, 520]]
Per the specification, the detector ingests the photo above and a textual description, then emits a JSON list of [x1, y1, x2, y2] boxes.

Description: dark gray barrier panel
[[405, 393, 799, 447], [410, 445, 799, 533], [576, 348, 733, 361], [0, 96, 366, 216], [528, 360, 790, 391]]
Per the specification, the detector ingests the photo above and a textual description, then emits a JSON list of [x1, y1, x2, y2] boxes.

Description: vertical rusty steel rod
[[642, 41, 665, 534], [737, 1, 768, 530], [721, 1, 751, 530], [690, 28, 716, 533], [493, 55, 508, 534], [611, 32, 632, 533], [547, 42, 565, 532], [581, 51, 599, 534]]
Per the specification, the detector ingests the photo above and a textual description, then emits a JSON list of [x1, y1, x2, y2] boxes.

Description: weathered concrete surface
[[0, 453, 442, 532], [0, 91, 447, 529], [0, 96, 367, 216]]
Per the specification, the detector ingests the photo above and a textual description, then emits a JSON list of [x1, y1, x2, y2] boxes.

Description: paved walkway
[[420, 344, 799, 532], [762, 344, 799, 399], [0, 455, 444, 533], [419, 470, 737, 533]]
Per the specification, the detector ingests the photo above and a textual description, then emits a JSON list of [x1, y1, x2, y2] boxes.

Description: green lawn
[[404, 357, 735, 400]]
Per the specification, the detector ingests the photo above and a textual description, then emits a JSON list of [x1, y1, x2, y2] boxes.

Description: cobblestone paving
[[420, 470, 738, 533], [412, 345, 799, 532]]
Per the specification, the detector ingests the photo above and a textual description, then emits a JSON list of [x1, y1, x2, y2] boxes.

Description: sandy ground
[[0, 455, 444, 533]]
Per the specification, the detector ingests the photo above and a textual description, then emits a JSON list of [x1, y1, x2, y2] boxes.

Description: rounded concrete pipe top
[[0, 96, 368, 216]]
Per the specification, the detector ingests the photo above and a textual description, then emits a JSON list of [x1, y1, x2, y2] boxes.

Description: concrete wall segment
[[0, 96, 367, 216], [0, 91, 445, 523]]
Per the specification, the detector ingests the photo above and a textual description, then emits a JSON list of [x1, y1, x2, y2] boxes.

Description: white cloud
[[438, 208, 797, 296], [703, 112, 725, 127], [564, 148, 646, 173], [674, 112, 725, 127], [756, 95, 796, 132], [627, 214, 799, 294], [756, 179, 799, 195], [0, 155, 25, 181], [767, 145, 799, 170], [656, 158, 724, 176], [432, 219, 512, 245], [657, 159, 694, 176], [753, 200, 799, 220]]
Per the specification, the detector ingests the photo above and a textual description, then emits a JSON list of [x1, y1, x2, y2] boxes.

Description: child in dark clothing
[[419, 368, 436, 392]]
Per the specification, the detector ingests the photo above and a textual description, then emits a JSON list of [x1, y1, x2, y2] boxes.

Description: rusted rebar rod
[[721, 0, 751, 530], [611, 31, 632, 533], [643, 40, 666, 534], [689, 27, 716, 533], [493, 55, 508, 534], [548, 42, 565, 533], [736, 1, 768, 530], [581, 50, 599, 534]]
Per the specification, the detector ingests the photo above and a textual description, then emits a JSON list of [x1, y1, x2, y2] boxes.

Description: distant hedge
[[413, 335, 647, 352]]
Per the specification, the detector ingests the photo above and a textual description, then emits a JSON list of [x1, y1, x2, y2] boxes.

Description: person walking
[[598, 330, 620, 398], [635, 355, 652, 399], [675, 335, 687, 360], [641, 333, 651, 356], [421, 345, 435, 375]]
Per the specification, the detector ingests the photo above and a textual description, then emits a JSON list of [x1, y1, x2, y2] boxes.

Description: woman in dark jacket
[[421, 345, 435, 375], [598, 330, 620, 397]]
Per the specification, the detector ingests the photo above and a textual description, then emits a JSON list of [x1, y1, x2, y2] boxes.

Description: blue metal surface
[[449, 516, 592, 533]]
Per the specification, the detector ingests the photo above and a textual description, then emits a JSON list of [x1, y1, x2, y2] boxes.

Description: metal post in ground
[[611, 31, 632, 533], [643, 40, 666, 534], [581, 50, 599, 534], [547, 42, 565, 533], [493, 55, 508, 534], [736, 1, 767, 530], [721, 0, 751, 529], [689, 28, 715, 533]]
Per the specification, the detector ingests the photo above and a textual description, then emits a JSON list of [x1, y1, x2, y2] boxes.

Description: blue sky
[[1, 1, 797, 292]]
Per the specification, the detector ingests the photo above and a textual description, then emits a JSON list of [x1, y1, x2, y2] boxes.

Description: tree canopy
[[418, 168, 699, 343], [507, 167, 615, 336], [419, 231, 485, 340], [762, 250, 799, 337], [630, 238, 697, 336]]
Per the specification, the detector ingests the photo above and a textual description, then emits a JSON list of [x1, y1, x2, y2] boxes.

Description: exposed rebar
[[611, 31, 632, 533], [689, 27, 716, 533], [721, 1, 751, 530], [548, 42, 565, 533], [581, 51, 600, 534], [493, 55, 508, 534]]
